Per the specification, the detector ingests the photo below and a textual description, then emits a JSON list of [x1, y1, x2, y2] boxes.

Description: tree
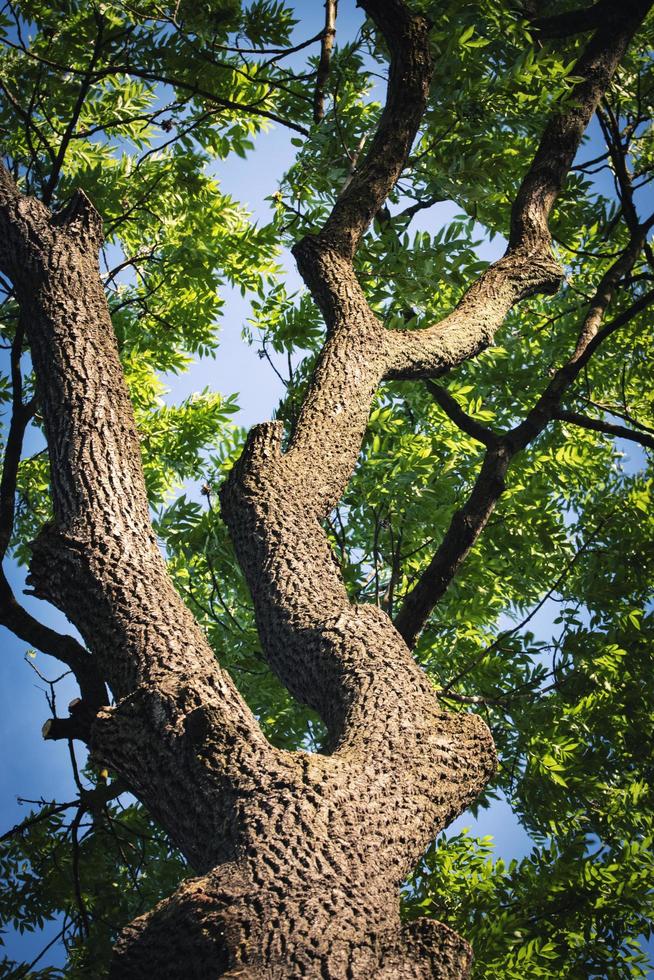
[[0, 0, 653, 976]]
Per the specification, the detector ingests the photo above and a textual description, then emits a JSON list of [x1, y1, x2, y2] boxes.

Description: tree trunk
[[0, 147, 495, 980], [0, 0, 649, 975]]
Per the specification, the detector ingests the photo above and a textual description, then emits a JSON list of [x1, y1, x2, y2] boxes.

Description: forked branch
[[395, 228, 654, 648], [0, 160, 277, 869]]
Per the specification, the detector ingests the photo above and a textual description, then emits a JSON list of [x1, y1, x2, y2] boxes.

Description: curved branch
[[509, 2, 652, 252], [384, 0, 652, 383], [554, 409, 654, 449], [395, 234, 654, 647], [0, 162, 277, 868], [0, 577, 107, 710], [425, 381, 499, 448], [393, 442, 512, 647]]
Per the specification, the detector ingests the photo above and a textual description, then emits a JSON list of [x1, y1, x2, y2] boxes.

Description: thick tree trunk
[[0, 165, 495, 980], [0, 0, 649, 976], [113, 872, 474, 978]]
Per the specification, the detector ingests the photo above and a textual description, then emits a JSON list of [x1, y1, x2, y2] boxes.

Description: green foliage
[[404, 829, 653, 978], [0, 778, 187, 979], [0, 0, 653, 975]]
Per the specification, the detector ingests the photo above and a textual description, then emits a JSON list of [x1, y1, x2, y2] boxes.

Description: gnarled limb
[[0, 165, 278, 876]]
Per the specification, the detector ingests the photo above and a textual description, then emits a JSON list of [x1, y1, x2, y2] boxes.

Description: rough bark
[[0, 0, 650, 976]]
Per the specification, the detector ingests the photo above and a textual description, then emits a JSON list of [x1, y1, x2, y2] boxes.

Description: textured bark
[[0, 0, 651, 976], [0, 90, 494, 980]]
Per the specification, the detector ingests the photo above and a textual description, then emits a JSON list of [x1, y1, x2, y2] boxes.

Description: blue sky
[[1, 0, 652, 970]]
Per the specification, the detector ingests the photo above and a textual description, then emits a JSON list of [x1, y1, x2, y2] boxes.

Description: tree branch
[[384, 1, 652, 383], [0, 161, 278, 869], [41, 11, 106, 205], [313, 0, 337, 124], [581, 396, 654, 435], [508, 283, 654, 451], [393, 442, 512, 647], [0, 799, 78, 844], [597, 102, 641, 235], [425, 381, 499, 448], [392, 192, 446, 225], [314, 0, 432, 259], [509, 4, 651, 252], [1, 36, 312, 138], [439, 524, 603, 693], [394, 227, 654, 647], [531, 0, 620, 38], [554, 409, 654, 449]]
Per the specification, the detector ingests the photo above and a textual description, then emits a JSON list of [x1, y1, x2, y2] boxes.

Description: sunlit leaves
[[404, 828, 654, 978]]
